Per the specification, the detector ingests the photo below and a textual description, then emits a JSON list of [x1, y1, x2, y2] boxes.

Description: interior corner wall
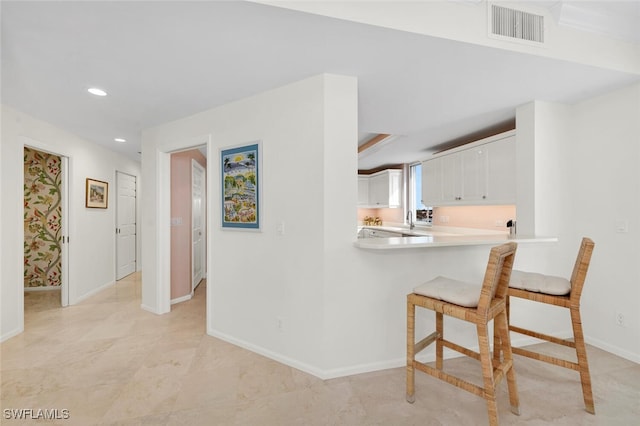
[[516, 85, 640, 363], [141, 74, 357, 374], [170, 150, 206, 301], [565, 83, 640, 361], [0, 105, 142, 342]]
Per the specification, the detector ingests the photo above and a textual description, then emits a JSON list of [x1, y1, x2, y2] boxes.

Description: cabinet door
[[440, 153, 462, 203], [486, 136, 516, 204], [460, 146, 488, 202], [422, 159, 441, 206], [387, 170, 402, 208], [358, 176, 369, 206], [368, 173, 388, 207]]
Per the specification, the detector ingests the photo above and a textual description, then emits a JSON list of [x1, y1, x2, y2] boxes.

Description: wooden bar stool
[[406, 242, 520, 426], [506, 237, 596, 414]]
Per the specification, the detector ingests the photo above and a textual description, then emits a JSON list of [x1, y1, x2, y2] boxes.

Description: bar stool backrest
[[478, 242, 517, 317], [569, 238, 595, 304]]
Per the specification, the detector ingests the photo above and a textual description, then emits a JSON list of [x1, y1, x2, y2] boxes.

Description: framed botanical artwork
[[85, 178, 108, 209], [221, 142, 260, 230]]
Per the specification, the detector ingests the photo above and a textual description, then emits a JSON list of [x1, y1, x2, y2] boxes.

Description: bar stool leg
[[571, 306, 595, 414], [477, 322, 499, 426], [435, 311, 444, 370], [496, 310, 520, 415], [406, 299, 416, 403]]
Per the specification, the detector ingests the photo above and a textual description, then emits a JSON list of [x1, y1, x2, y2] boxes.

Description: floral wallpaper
[[24, 147, 62, 287]]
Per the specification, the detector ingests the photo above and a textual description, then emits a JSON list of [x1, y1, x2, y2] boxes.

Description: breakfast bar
[[354, 226, 557, 250]]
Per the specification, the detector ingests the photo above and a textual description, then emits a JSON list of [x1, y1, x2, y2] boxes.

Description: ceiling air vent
[[490, 4, 544, 44]]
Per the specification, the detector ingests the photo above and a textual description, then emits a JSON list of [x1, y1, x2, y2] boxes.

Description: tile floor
[[1, 272, 639, 425]]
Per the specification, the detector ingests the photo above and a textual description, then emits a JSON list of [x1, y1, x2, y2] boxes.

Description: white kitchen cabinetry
[[459, 145, 489, 203], [358, 175, 370, 206], [422, 132, 515, 206], [358, 169, 402, 208], [421, 156, 442, 204], [486, 136, 516, 204]]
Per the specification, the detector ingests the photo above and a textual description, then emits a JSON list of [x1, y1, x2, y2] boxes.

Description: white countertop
[[354, 226, 557, 249]]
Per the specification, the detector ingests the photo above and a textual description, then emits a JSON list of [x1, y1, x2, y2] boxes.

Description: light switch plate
[[615, 220, 628, 233]]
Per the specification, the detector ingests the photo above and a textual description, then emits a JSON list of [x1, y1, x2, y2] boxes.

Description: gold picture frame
[[85, 178, 108, 208]]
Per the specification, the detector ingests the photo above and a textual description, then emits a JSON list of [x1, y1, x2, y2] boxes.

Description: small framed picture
[[85, 178, 108, 209], [221, 142, 260, 230]]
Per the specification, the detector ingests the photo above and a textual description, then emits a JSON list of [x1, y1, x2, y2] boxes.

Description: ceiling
[[2, 1, 639, 170]]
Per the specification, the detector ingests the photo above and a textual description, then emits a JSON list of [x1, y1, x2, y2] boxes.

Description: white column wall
[[1, 105, 141, 342], [141, 75, 354, 373]]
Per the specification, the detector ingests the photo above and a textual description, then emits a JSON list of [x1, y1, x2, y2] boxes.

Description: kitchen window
[[409, 162, 433, 225]]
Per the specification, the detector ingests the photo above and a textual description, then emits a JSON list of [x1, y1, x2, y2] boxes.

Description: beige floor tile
[[2, 272, 639, 425]]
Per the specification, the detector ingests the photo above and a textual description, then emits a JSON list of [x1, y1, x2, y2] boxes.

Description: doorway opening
[[170, 146, 207, 304], [116, 171, 137, 281], [23, 145, 69, 310]]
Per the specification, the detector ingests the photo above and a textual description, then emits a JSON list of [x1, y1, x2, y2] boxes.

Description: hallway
[[1, 273, 639, 425]]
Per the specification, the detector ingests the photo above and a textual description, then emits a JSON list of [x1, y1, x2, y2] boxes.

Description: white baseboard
[[207, 328, 327, 379], [322, 358, 406, 379], [171, 293, 192, 305], [206, 326, 639, 381], [141, 304, 160, 314], [0, 326, 24, 343], [71, 280, 114, 305], [24, 286, 61, 292], [586, 335, 640, 364]]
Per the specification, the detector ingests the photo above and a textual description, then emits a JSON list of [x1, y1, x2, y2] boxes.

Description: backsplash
[[432, 205, 516, 231], [358, 205, 514, 230], [357, 207, 403, 225]]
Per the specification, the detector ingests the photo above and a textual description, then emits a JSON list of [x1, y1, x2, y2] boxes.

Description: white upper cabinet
[[358, 175, 370, 206], [359, 169, 402, 208], [422, 131, 516, 206], [422, 156, 442, 204], [460, 145, 489, 203], [440, 153, 461, 203], [486, 136, 516, 204]]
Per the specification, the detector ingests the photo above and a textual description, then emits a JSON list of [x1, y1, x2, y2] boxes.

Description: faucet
[[407, 211, 415, 230]]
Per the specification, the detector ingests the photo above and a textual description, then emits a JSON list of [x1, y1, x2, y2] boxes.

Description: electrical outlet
[[440, 215, 449, 223], [615, 312, 626, 327], [495, 219, 503, 227], [276, 316, 285, 332]]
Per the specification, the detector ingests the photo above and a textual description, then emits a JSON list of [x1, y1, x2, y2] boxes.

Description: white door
[[60, 156, 69, 306], [192, 160, 206, 291], [116, 172, 136, 280]]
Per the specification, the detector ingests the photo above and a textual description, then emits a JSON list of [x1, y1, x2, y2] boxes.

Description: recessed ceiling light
[[88, 87, 107, 96], [114, 138, 126, 143]]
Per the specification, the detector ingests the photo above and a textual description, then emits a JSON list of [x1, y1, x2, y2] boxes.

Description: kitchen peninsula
[[355, 226, 557, 249]]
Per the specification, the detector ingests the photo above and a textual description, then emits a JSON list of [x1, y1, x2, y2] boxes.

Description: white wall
[[513, 86, 640, 362], [565, 84, 640, 360], [141, 75, 355, 374], [1, 105, 142, 342], [141, 77, 639, 379]]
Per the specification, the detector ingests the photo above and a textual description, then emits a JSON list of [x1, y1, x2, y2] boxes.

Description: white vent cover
[[491, 4, 544, 43]]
